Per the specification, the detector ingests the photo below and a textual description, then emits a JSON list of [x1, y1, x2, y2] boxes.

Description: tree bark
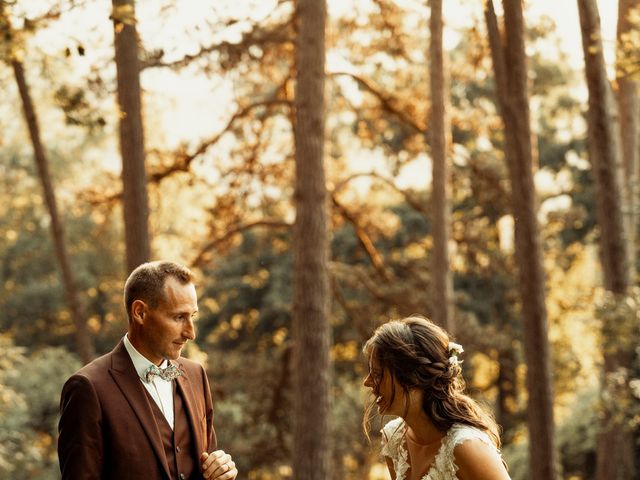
[[496, 345, 518, 440], [616, 0, 640, 274], [112, 0, 151, 273], [428, 0, 453, 332], [291, 0, 331, 479], [577, 2, 630, 294], [577, 1, 635, 478], [12, 59, 94, 365], [484, 2, 556, 478]]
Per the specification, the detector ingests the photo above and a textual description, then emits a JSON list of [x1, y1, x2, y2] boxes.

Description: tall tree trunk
[[12, 58, 94, 365], [577, 1, 635, 478], [496, 345, 518, 441], [291, 0, 331, 479], [484, 2, 556, 478], [617, 0, 640, 275], [428, 0, 453, 332], [112, 0, 151, 273]]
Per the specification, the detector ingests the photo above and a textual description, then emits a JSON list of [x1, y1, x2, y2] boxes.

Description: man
[[58, 261, 238, 480]]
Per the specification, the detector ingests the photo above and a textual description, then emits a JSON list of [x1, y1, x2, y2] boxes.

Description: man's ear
[[131, 299, 148, 325]]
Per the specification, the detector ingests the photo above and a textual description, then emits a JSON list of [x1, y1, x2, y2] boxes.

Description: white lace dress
[[380, 417, 501, 480]]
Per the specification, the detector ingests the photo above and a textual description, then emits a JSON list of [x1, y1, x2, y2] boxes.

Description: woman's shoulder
[[448, 426, 509, 479], [382, 417, 405, 438], [448, 423, 494, 448], [446, 424, 508, 478], [380, 417, 405, 455]]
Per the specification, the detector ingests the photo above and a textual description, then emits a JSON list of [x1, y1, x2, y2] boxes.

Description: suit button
[[176, 446, 181, 453], [179, 474, 185, 480]]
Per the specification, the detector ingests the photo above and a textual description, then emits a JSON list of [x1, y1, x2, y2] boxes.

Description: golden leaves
[[111, 4, 136, 29], [331, 341, 359, 361]]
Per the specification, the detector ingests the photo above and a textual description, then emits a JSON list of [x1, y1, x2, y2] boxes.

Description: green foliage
[[503, 388, 601, 480], [557, 389, 598, 479], [199, 230, 293, 349], [500, 433, 529, 480], [210, 345, 292, 473], [0, 335, 81, 480], [0, 146, 125, 353], [595, 290, 640, 433]]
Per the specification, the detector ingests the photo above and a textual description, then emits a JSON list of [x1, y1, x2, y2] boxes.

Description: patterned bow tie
[[144, 363, 182, 383]]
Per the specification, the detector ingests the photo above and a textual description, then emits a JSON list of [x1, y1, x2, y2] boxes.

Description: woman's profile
[[363, 316, 511, 480]]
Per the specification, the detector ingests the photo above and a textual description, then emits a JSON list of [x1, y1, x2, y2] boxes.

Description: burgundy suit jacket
[[58, 340, 217, 480]]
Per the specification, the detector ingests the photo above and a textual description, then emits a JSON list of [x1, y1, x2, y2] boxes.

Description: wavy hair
[[363, 315, 501, 448]]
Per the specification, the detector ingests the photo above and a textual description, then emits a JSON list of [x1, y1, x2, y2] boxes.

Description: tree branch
[[190, 219, 292, 268], [79, 97, 291, 206], [332, 171, 429, 216], [331, 193, 393, 282], [141, 11, 294, 70], [330, 262, 397, 306], [148, 98, 291, 183], [329, 71, 427, 134]]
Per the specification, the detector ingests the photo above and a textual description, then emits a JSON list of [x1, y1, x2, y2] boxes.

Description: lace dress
[[380, 417, 501, 480]]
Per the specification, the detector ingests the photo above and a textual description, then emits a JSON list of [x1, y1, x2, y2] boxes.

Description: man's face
[[140, 276, 198, 365]]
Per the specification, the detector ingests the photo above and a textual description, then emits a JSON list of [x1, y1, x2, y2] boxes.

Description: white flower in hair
[[448, 342, 464, 366], [448, 342, 464, 355]]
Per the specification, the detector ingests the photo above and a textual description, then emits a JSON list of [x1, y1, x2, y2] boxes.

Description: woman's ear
[[131, 299, 147, 325]]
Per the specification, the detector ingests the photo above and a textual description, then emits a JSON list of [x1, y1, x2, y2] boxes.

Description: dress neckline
[[383, 418, 498, 480], [402, 423, 452, 480]]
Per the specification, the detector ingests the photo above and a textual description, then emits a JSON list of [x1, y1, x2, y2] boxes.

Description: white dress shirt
[[123, 334, 175, 429]]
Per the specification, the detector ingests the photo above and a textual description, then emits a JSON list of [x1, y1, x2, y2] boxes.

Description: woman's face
[[363, 352, 406, 416]]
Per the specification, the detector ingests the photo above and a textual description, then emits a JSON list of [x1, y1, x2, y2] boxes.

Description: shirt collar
[[123, 334, 169, 381]]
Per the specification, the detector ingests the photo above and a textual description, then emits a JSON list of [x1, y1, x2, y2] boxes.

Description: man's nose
[[183, 318, 196, 340]]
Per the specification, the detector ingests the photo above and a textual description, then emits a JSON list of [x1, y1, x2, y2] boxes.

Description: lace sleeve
[[442, 424, 503, 477], [449, 425, 494, 449], [380, 418, 411, 480], [380, 417, 404, 459]]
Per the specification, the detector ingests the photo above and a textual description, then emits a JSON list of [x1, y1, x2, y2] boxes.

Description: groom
[[58, 261, 238, 480]]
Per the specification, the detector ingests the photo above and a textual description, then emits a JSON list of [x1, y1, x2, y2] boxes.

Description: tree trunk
[[291, 0, 331, 479], [577, 1, 635, 478], [112, 0, 151, 273], [12, 59, 94, 365], [577, 1, 630, 294], [617, 0, 640, 274], [496, 345, 518, 441], [484, 2, 556, 478], [428, 0, 453, 332]]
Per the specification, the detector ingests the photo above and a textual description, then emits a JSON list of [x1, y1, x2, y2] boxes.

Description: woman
[[363, 316, 510, 480]]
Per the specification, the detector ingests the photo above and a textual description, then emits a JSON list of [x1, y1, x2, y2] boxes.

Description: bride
[[363, 316, 511, 480]]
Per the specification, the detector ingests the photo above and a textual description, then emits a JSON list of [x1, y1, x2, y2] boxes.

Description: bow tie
[[144, 363, 182, 383]]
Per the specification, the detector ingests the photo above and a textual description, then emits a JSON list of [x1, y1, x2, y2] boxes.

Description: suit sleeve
[[201, 366, 217, 453], [58, 374, 104, 480]]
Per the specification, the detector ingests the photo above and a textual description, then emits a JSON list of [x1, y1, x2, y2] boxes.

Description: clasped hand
[[200, 450, 237, 480]]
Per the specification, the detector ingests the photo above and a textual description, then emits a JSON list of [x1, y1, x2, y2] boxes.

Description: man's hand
[[200, 450, 237, 480]]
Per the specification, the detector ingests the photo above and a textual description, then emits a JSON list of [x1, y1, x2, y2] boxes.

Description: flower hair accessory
[[448, 342, 464, 367]]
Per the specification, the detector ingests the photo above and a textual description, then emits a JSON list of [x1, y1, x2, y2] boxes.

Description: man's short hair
[[123, 261, 194, 321]]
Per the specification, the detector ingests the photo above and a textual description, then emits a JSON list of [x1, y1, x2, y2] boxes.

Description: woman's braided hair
[[363, 315, 501, 447]]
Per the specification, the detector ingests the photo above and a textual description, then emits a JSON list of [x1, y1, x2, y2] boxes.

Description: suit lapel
[[109, 341, 172, 480], [175, 363, 205, 455]]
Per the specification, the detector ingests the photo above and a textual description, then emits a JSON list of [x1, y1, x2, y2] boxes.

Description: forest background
[[1, 0, 639, 479]]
